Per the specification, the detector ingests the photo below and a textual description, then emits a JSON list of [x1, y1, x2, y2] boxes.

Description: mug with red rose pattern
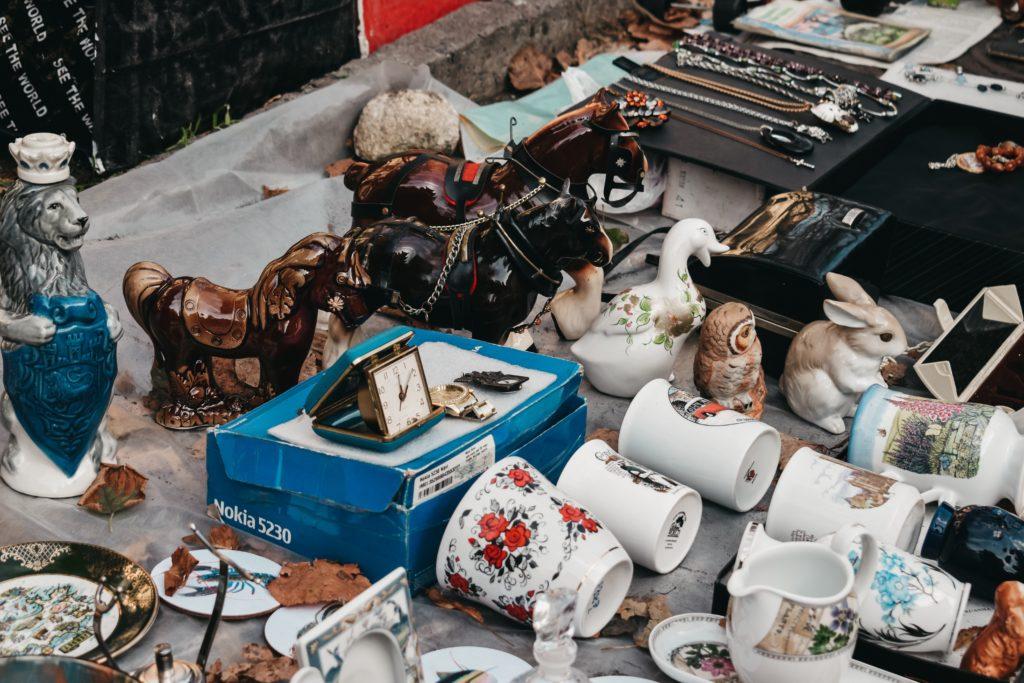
[[435, 456, 634, 637]]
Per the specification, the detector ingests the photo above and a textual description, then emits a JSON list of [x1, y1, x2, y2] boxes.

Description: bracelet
[[975, 141, 1023, 173]]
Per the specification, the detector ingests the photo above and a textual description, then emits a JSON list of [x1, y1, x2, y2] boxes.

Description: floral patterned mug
[[726, 525, 878, 683], [739, 522, 971, 654], [435, 457, 633, 637], [850, 385, 1024, 514]]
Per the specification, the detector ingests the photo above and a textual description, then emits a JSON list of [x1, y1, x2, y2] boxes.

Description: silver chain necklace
[[624, 73, 832, 143]]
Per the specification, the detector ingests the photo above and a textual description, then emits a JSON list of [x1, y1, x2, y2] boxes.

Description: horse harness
[[391, 207, 563, 329], [352, 153, 500, 223]]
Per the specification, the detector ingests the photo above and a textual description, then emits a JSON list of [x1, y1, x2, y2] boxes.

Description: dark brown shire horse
[[344, 89, 648, 228], [329, 184, 610, 345]]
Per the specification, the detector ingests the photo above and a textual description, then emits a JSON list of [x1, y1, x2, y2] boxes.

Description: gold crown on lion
[[8, 132, 75, 184]]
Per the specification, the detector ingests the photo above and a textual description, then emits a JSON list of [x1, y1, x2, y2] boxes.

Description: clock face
[[368, 350, 433, 437]]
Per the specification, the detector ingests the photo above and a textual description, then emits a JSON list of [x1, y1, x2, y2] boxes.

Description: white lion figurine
[[0, 138, 121, 498]]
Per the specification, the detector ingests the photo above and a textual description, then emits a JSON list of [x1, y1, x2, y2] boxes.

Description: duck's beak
[[697, 238, 729, 267]]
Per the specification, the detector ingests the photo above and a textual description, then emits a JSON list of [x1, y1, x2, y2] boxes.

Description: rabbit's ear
[[823, 300, 871, 328], [825, 272, 874, 306]]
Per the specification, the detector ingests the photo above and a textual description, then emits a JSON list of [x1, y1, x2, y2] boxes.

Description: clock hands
[[398, 369, 413, 405]]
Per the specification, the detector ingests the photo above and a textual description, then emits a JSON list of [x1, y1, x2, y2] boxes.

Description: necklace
[[929, 141, 1023, 174], [674, 49, 884, 126], [610, 85, 814, 156], [675, 33, 901, 104], [623, 72, 832, 143], [647, 62, 811, 113], [667, 109, 816, 170]]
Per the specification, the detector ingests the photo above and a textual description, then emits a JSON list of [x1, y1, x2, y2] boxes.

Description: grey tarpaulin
[[0, 60, 947, 680]]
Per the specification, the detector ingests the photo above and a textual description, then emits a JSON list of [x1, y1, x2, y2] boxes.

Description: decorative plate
[[422, 646, 530, 682], [151, 549, 280, 620], [295, 567, 422, 682], [649, 613, 911, 682], [0, 655, 139, 682], [0, 541, 157, 660], [265, 602, 345, 657]]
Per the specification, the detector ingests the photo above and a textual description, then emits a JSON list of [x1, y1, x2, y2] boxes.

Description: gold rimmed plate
[[0, 541, 158, 660]]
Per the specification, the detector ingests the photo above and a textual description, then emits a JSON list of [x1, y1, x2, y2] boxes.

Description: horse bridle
[[505, 120, 645, 209]]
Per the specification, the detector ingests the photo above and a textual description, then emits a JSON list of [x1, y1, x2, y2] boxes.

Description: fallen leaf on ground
[[509, 44, 555, 92], [586, 428, 620, 452], [663, 6, 701, 29], [209, 643, 297, 683], [261, 185, 289, 200], [268, 559, 371, 607], [427, 586, 484, 623], [779, 433, 828, 470], [325, 158, 355, 177], [575, 38, 600, 65], [77, 464, 148, 532], [165, 546, 199, 597], [955, 625, 984, 651], [184, 524, 242, 549], [600, 594, 672, 648], [556, 49, 574, 71]]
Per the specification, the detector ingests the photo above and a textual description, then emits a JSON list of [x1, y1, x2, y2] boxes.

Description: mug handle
[[829, 523, 878, 606], [919, 487, 957, 507]]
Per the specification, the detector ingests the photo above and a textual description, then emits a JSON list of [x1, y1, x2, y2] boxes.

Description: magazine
[[734, 0, 930, 62]]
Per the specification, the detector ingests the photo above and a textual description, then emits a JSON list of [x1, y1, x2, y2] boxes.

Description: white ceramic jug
[[726, 526, 878, 683]]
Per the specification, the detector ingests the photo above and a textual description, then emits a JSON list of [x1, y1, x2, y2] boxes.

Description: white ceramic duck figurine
[[551, 263, 605, 341], [571, 219, 728, 397]]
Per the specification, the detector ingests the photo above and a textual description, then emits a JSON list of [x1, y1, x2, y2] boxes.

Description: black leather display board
[[617, 45, 930, 190]]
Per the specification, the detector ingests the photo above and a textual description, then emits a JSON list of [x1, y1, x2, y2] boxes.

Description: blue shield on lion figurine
[[2, 291, 117, 477]]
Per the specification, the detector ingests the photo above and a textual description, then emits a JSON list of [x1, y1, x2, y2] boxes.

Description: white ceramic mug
[[727, 525, 878, 683], [436, 457, 633, 638], [619, 378, 781, 512], [556, 439, 702, 573], [738, 521, 971, 654], [766, 448, 927, 551], [850, 385, 1024, 514]]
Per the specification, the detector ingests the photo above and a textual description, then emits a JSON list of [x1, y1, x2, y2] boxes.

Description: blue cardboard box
[[206, 329, 585, 590]]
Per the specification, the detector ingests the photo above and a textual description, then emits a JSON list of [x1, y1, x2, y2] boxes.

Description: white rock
[[353, 90, 460, 161]]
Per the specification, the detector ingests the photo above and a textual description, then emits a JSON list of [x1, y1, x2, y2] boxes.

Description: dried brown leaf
[[638, 37, 674, 52], [586, 428, 620, 452], [267, 559, 371, 607], [555, 49, 575, 71], [509, 44, 555, 92], [575, 38, 600, 65], [165, 546, 198, 597], [325, 158, 355, 178], [663, 7, 702, 29], [78, 464, 148, 532], [209, 644, 297, 683], [779, 433, 828, 470], [955, 625, 984, 651], [427, 586, 485, 624], [209, 524, 242, 550], [600, 594, 672, 648], [261, 185, 289, 200]]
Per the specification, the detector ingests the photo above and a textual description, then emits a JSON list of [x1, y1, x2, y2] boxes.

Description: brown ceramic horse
[[344, 89, 647, 228], [123, 233, 344, 429]]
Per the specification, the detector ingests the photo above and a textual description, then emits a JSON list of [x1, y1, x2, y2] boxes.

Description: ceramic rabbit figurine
[[571, 219, 728, 397], [780, 272, 907, 434]]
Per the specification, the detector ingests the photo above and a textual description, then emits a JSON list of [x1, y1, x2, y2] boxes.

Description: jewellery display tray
[[612, 42, 1024, 314], [712, 554, 1015, 683]]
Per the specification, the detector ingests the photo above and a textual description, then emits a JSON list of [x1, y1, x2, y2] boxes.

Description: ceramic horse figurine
[[0, 133, 121, 498], [326, 183, 611, 348], [335, 89, 647, 356], [572, 219, 728, 397], [123, 233, 344, 429]]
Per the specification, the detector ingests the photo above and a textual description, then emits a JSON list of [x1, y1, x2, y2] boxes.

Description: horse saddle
[[443, 161, 497, 221], [182, 277, 249, 349]]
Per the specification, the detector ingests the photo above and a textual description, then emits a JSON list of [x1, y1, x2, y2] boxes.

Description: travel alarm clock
[[304, 327, 444, 451]]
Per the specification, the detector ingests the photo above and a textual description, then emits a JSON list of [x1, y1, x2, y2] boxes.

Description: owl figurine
[[693, 302, 767, 419]]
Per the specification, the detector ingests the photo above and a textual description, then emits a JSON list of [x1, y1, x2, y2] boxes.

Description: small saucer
[[649, 613, 912, 683], [151, 549, 280, 619], [264, 602, 345, 656], [421, 646, 530, 682]]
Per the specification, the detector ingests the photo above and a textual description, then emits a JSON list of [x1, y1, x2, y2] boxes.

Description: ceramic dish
[[421, 646, 530, 682], [0, 655, 140, 681], [264, 602, 345, 657], [0, 541, 157, 660], [151, 549, 280, 619], [649, 613, 913, 683], [593, 677, 658, 682]]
